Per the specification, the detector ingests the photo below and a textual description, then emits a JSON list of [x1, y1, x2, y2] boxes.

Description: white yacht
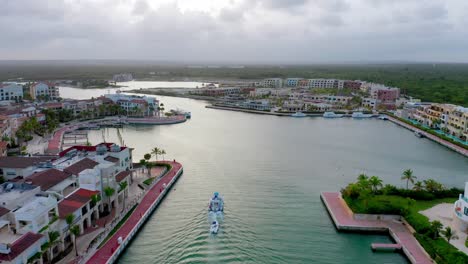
[[323, 112, 343, 118], [351, 112, 373, 118], [291, 112, 307, 118], [208, 192, 224, 212], [210, 220, 219, 234]]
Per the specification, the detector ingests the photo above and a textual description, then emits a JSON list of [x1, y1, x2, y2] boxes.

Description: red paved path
[[321, 192, 433, 264], [86, 161, 182, 264], [387, 116, 468, 157]]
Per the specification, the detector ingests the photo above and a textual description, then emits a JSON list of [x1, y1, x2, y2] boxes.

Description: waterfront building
[[308, 79, 343, 89], [29, 82, 60, 100], [0, 83, 23, 102], [282, 101, 305, 112], [104, 92, 158, 116], [447, 106, 468, 141], [343, 81, 362, 90], [0, 156, 56, 180], [0, 115, 12, 139], [14, 196, 58, 235], [249, 88, 273, 97], [26, 169, 76, 197], [240, 100, 271, 111], [285, 78, 303, 87], [262, 78, 283, 88], [362, 98, 377, 110], [304, 102, 333, 112], [112, 73, 134, 82], [0, 232, 45, 264], [453, 182, 468, 232]]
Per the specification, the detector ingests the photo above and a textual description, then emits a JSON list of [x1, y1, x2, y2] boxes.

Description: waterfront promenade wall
[[320, 192, 433, 264], [387, 116, 468, 157], [84, 161, 183, 264]]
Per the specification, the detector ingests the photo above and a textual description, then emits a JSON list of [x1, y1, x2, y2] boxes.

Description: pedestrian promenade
[[85, 161, 183, 264], [321, 192, 433, 264], [387, 116, 468, 157]]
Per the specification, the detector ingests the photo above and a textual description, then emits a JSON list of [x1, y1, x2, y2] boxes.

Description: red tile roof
[[59, 143, 126, 157], [64, 158, 99, 175], [0, 232, 44, 261], [26, 169, 71, 191], [0, 157, 54, 169], [58, 188, 100, 218], [115, 171, 131, 182], [0, 206, 10, 217]]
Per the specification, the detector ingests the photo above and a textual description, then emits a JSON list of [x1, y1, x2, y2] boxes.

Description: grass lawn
[[143, 177, 155, 185]]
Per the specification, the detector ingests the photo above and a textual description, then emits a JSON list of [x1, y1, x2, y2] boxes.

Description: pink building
[[377, 88, 400, 101]]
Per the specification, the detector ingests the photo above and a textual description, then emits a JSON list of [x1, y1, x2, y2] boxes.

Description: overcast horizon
[[1, 0, 468, 63]]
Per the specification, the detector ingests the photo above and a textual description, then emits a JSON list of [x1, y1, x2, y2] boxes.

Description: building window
[[465, 207, 468, 216]]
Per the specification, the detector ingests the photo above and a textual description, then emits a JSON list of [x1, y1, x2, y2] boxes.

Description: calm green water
[[61, 86, 468, 264]]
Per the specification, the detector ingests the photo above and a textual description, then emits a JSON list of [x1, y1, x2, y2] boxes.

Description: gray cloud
[[0, 0, 466, 62]]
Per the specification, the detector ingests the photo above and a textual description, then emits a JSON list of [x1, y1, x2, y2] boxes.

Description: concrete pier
[[320, 192, 433, 264]]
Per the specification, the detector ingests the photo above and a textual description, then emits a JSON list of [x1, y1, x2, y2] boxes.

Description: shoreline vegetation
[[1, 63, 467, 106], [341, 173, 467, 264]]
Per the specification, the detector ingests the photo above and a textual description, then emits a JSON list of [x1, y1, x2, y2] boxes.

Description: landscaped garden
[[341, 170, 468, 264]]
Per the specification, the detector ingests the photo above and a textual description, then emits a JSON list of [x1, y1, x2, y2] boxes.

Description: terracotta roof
[[0, 206, 10, 217], [64, 158, 99, 175], [0, 157, 53, 169], [0, 232, 44, 261], [115, 170, 131, 182], [26, 169, 71, 191], [104, 156, 119, 163], [58, 188, 100, 218]]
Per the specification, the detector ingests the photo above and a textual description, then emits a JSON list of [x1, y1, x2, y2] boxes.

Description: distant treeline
[[0, 62, 466, 106]]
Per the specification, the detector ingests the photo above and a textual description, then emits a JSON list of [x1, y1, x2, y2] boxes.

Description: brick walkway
[[321, 192, 433, 264], [85, 161, 182, 264]]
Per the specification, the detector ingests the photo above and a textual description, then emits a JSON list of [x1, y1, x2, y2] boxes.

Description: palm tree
[[413, 181, 424, 191], [139, 159, 147, 175], [357, 174, 369, 189], [70, 225, 80, 256], [119, 181, 128, 212], [424, 179, 444, 193], [47, 231, 60, 261], [104, 186, 116, 212], [442, 226, 459, 243], [401, 169, 416, 190], [151, 147, 160, 161], [368, 176, 383, 193], [430, 220, 443, 239], [160, 149, 166, 160]]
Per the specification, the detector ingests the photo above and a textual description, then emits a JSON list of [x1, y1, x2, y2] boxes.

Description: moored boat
[[323, 112, 343, 118], [414, 131, 425, 138], [208, 192, 224, 212], [351, 112, 373, 118], [291, 112, 307, 118], [378, 115, 388, 120]]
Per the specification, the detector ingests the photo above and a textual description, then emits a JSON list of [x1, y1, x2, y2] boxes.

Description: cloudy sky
[[1, 0, 467, 63]]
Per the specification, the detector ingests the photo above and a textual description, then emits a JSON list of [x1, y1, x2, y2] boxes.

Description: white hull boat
[[210, 220, 219, 234], [291, 112, 307, 118], [352, 112, 373, 118], [323, 112, 343, 118]]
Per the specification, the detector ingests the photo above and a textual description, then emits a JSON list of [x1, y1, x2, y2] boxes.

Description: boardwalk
[[85, 161, 182, 264], [321, 192, 433, 264], [387, 116, 468, 157]]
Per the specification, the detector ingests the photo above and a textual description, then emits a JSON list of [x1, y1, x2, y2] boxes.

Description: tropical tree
[[46, 231, 60, 262], [104, 186, 116, 212], [401, 169, 416, 190], [139, 159, 147, 174], [119, 181, 128, 211], [146, 162, 154, 177], [424, 179, 444, 193], [70, 225, 80, 256], [144, 153, 151, 162], [151, 147, 160, 161], [413, 181, 424, 191], [160, 149, 166, 160], [442, 226, 459, 243], [429, 220, 443, 239], [368, 176, 383, 193], [357, 174, 370, 189]]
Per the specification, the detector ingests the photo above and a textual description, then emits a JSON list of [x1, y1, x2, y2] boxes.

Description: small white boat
[[210, 220, 219, 234], [291, 112, 307, 118], [323, 112, 343, 118], [414, 131, 424, 138], [352, 112, 373, 118], [378, 115, 388, 120]]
